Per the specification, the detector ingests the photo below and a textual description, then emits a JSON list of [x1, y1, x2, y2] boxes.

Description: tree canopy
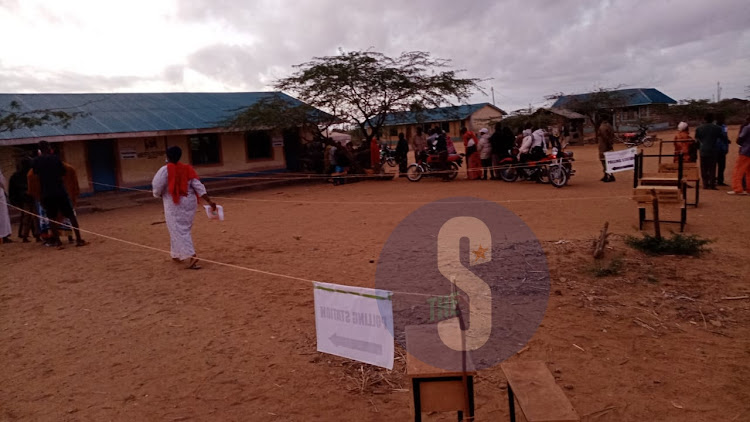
[[0, 101, 86, 133], [230, 50, 482, 142]]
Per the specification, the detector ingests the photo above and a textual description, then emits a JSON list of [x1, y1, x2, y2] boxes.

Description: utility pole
[[717, 81, 722, 102], [491, 87, 495, 106]]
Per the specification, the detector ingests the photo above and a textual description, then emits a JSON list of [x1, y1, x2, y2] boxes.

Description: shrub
[[626, 233, 712, 256]]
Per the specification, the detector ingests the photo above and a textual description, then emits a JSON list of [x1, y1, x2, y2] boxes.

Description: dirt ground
[[1, 127, 749, 421]]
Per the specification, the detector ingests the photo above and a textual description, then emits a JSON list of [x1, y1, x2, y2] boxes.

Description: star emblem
[[472, 244, 488, 263]]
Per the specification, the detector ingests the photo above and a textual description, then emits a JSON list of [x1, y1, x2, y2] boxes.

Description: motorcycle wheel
[[537, 166, 550, 184], [499, 165, 518, 182], [406, 164, 423, 182], [386, 157, 397, 167], [549, 165, 568, 188], [448, 162, 459, 180], [642, 137, 654, 147]]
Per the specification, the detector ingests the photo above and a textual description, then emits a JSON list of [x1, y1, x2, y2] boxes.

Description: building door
[[87, 139, 118, 192], [283, 128, 302, 171]]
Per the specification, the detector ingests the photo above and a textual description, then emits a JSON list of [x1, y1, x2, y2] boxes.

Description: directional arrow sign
[[329, 334, 383, 355], [314, 282, 394, 369]]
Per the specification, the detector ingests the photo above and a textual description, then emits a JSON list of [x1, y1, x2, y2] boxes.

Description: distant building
[[552, 88, 677, 131], [529, 108, 587, 145], [379, 103, 507, 143], [0, 92, 322, 194]]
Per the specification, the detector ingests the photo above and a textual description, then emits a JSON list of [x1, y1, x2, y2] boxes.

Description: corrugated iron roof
[[381, 103, 507, 127], [551, 88, 677, 109], [0, 92, 309, 142], [544, 107, 587, 120]]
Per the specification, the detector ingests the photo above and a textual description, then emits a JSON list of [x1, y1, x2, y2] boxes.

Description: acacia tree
[[0, 101, 85, 133], [273, 50, 482, 143], [226, 93, 339, 141]]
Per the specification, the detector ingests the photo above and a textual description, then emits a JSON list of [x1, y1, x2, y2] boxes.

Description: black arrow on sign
[[329, 334, 383, 355]]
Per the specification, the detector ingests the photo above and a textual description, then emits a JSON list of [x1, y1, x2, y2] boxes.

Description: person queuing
[[728, 117, 750, 196], [598, 119, 616, 183], [8, 157, 40, 242], [411, 127, 427, 163], [32, 141, 87, 248], [695, 113, 722, 190], [461, 126, 481, 180], [0, 167, 12, 244], [477, 128, 493, 180], [395, 132, 409, 174], [715, 114, 730, 187], [673, 122, 695, 163], [152, 146, 216, 269]]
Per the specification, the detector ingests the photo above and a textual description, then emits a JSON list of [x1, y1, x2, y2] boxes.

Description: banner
[[604, 147, 637, 173], [313, 282, 394, 369]]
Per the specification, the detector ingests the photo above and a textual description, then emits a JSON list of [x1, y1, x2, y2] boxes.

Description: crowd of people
[[673, 113, 750, 194], [0, 141, 86, 246]]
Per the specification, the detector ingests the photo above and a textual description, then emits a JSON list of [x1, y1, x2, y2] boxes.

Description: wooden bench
[[501, 361, 579, 422], [406, 325, 476, 421], [632, 186, 686, 232]]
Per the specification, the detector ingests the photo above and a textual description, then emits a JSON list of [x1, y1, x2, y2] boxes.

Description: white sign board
[[272, 135, 284, 147], [604, 147, 637, 173], [120, 146, 137, 160], [314, 282, 394, 369]]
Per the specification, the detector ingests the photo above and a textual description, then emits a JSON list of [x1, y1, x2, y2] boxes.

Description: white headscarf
[[677, 122, 688, 131]]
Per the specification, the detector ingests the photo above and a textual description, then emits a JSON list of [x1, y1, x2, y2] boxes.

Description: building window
[[189, 133, 221, 165], [441, 122, 450, 133], [245, 130, 273, 160], [388, 127, 398, 137]]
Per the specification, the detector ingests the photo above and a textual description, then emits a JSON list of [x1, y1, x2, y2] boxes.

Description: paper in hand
[[204, 204, 224, 221]]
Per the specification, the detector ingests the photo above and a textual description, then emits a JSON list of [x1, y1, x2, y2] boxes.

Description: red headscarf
[[167, 162, 199, 204]]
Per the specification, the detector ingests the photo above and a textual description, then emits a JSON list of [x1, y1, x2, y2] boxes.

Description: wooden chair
[[406, 324, 476, 421], [501, 361, 580, 422]]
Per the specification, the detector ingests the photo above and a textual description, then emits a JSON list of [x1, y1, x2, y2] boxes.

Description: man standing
[[598, 118, 616, 183], [715, 114, 730, 186], [395, 132, 409, 175], [411, 127, 427, 163], [461, 126, 480, 179], [695, 113, 722, 190], [32, 141, 86, 247]]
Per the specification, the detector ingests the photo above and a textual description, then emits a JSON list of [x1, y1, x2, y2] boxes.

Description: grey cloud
[[0, 64, 145, 92]]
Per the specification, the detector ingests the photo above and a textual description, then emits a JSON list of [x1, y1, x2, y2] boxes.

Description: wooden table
[[406, 325, 476, 421], [501, 361, 579, 422]]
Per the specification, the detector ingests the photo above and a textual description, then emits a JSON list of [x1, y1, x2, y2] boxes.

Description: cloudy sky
[[1, 0, 748, 111]]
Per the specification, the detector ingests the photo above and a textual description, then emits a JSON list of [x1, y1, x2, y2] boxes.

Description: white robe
[[152, 166, 207, 260], [0, 169, 11, 238]]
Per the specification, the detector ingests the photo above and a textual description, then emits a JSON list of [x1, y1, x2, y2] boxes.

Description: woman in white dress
[[152, 146, 216, 269], [0, 168, 13, 243]]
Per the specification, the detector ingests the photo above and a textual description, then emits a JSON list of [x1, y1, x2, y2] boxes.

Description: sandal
[[75, 240, 89, 247], [187, 258, 202, 270]]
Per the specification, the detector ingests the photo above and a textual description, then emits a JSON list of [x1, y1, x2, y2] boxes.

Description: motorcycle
[[380, 145, 398, 167], [406, 150, 464, 182], [497, 146, 575, 188], [616, 125, 654, 148]]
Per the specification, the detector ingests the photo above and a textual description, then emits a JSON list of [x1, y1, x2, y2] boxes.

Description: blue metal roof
[[381, 103, 506, 126], [551, 88, 677, 109], [0, 92, 309, 142]]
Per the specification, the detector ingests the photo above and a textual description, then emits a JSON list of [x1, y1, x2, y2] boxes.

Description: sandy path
[[1, 129, 749, 421]]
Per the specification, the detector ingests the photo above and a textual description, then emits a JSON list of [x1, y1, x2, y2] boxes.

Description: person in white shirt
[[477, 128, 493, 180]]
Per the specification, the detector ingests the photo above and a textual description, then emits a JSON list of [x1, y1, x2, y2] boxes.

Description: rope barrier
[[2, 199, 552, 302]]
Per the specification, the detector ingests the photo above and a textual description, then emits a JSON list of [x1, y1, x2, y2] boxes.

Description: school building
[[0, 92, 316, 194], [379, 103, 507, 144]]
